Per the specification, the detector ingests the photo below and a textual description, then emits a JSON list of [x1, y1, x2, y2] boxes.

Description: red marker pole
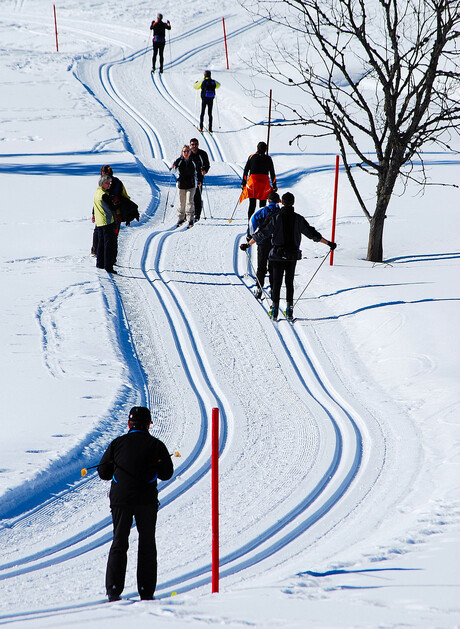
[[222, 18, 229, 70], [211, 407, 219, 593], [53, 5, 59, 52], [330, 155, 339, 266]]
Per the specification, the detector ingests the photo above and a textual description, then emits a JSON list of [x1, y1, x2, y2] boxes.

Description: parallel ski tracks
[[0, 16, 368, 601]]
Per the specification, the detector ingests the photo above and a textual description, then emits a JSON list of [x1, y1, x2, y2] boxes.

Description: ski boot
[[269, 303, 279, 320], [285, 304, 294, 321], [254, 287, 263, 300]]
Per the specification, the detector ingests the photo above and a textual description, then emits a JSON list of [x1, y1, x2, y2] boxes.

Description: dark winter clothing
[[172, 156, 197, 190], [98, 425, 173, 600], [194, 76, 221, 132], [150, 19, 171, 72], [254, 204, 324, 308], [93, 185, 116, 273], [190, 147, 210, 220]]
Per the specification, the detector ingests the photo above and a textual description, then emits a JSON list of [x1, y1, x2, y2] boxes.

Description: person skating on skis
[[194, 70, 220, 133], [240, 141, 277, 221], [150, 13, 171, 74], [189, 137, 210, 221], [241, 192, 336, 321], [98, 406, 174, 602], [248, 190, 281, 299]]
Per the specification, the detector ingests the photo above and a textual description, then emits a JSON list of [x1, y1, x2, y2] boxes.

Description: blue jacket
[[249, 201, 280, 238]]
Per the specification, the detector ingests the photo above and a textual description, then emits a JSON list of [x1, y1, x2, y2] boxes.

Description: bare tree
[[242, 0, 460, 262]]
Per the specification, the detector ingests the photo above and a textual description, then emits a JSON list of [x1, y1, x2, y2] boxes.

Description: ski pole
[[204, 179, 213, 218], [215, 96, 221, 130], [163, 168, 175, 223], [81, 450, 181, 477], [244, 247, 271, 302], [293, 250, 331, 308], [228, 196, 240, 223]]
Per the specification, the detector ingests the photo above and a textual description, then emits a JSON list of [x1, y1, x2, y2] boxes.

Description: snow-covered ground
[[0, 1, 459, 627]]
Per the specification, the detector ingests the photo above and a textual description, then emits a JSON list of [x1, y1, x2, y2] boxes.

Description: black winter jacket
[[254, 205, 323, 261], [173, 156, 197, 189], [190, 148, 210, 184], [98, 428, 174, 506], [242, 152, 276, 186]]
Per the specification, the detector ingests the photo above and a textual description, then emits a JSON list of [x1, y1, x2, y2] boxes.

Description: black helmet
[[129, 406, 151, 426]]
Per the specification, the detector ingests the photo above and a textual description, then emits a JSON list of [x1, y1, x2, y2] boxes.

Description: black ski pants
[[193, 184, 203, 220], [200, 97, 214, 131], [96, 223, 116, 273], [106, 503, 158, 600], [256, 242, 272, 290], [152, 42, 166, 71], [270, 259, 297, 306]]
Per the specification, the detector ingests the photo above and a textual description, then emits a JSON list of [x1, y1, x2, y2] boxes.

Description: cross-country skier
[[189, 137, 210, 221], [240, 141, 277, 221], [150, 13, 171, 74], [241, 191, 336, 320], [98, 406, 174, 602], [248, 190, 281, 299], [194, 70, 220, 133], [171, 145, 197, 228]]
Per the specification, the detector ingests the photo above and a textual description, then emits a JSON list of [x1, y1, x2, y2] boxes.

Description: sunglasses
[[183, 149, 191, 153]]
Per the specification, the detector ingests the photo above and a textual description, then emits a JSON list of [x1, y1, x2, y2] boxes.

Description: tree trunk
[[366, 212, 385, 262]]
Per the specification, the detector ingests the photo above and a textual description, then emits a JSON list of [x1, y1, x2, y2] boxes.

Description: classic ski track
[[0, 16, 376, 605]]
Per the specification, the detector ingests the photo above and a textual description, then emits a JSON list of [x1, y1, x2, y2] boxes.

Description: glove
[[328, 241, 337, 250], [240, 243, 249, 252], [272, 185, 277, 192], [241, 182, 246, 190]]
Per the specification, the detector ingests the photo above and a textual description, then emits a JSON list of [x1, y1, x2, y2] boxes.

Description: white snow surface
[[0, 1, 459, 627]]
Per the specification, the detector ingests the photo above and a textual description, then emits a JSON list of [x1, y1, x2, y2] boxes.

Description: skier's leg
[[185, 187, 196, 224], [177, 188, 186, 224], [199, 100, 206, 130], [256, 242, 270, 290], [193, 186, 202, 221], [285, 260, 297, 304], [135, 504, 158, 600], [248, 198, 256, 220], [271, 261, 283, 306], [208, 99, 214, 132], [152, 43, 158, 70], [159, 43, 165, 72], [106, 507, 133, 599]]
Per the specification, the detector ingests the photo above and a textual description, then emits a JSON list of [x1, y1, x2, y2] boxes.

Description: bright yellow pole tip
[[171, 591, 177, 597], [81, 468, 88, 477]]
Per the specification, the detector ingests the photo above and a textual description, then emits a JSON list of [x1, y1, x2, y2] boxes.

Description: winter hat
[[281, 192, 295, 206], [257, 141, 267, 154], [129, 406, 151, 425], [268, 191, 280, 203]]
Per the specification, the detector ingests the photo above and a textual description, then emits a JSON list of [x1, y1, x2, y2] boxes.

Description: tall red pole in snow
[[211, 407, 219, 593], [330, 155, 339, 266], [53, 5, 59, 52], [222, 18, 229, 70]]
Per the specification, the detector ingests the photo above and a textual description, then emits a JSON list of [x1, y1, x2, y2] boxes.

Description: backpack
[[202, 78, 216, 99]]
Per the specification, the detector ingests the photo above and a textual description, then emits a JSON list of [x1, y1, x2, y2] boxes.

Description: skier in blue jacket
[[248, 191, 281, 299]]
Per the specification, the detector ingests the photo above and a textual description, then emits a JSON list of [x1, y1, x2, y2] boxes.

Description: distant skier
[[171, 145, 197, 228], [248, 190, 281, 299], [241, 191, 336, 321], [98, 406, 174, 602], [194, 70, 220, 133], [189, 137, 210, 221], [150, 13, 171, 74], [240, 141, 277, 221]]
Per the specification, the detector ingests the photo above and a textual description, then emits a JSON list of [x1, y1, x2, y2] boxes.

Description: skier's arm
[[268, 156, 277, 190], [201, 151, 210, 174], [98, 443, 115, 480], [156, 441, 174, 481], [166, 21, 171, 30], [193, 80, 203, 90]]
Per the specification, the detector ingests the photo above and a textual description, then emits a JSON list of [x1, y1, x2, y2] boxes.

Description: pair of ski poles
[[162, 170, 213, 223]]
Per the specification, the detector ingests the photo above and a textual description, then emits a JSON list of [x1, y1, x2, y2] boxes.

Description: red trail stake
[[211, 407, 219, 593]]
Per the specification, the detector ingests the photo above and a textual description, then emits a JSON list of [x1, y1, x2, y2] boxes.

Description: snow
[[0, 1, 459, 627]]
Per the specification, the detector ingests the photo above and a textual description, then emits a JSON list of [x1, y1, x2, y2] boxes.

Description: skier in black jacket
[[171, 145, 197, 228], [241, 192, 336, 321], [189, 137, 210, 221], [98, 406, 174, 602], [150, 13, 171, 73]]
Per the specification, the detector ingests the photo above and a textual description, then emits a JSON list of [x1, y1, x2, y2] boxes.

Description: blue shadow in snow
[[298, 567, 418, 578], [385, 252, 460, 264]]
